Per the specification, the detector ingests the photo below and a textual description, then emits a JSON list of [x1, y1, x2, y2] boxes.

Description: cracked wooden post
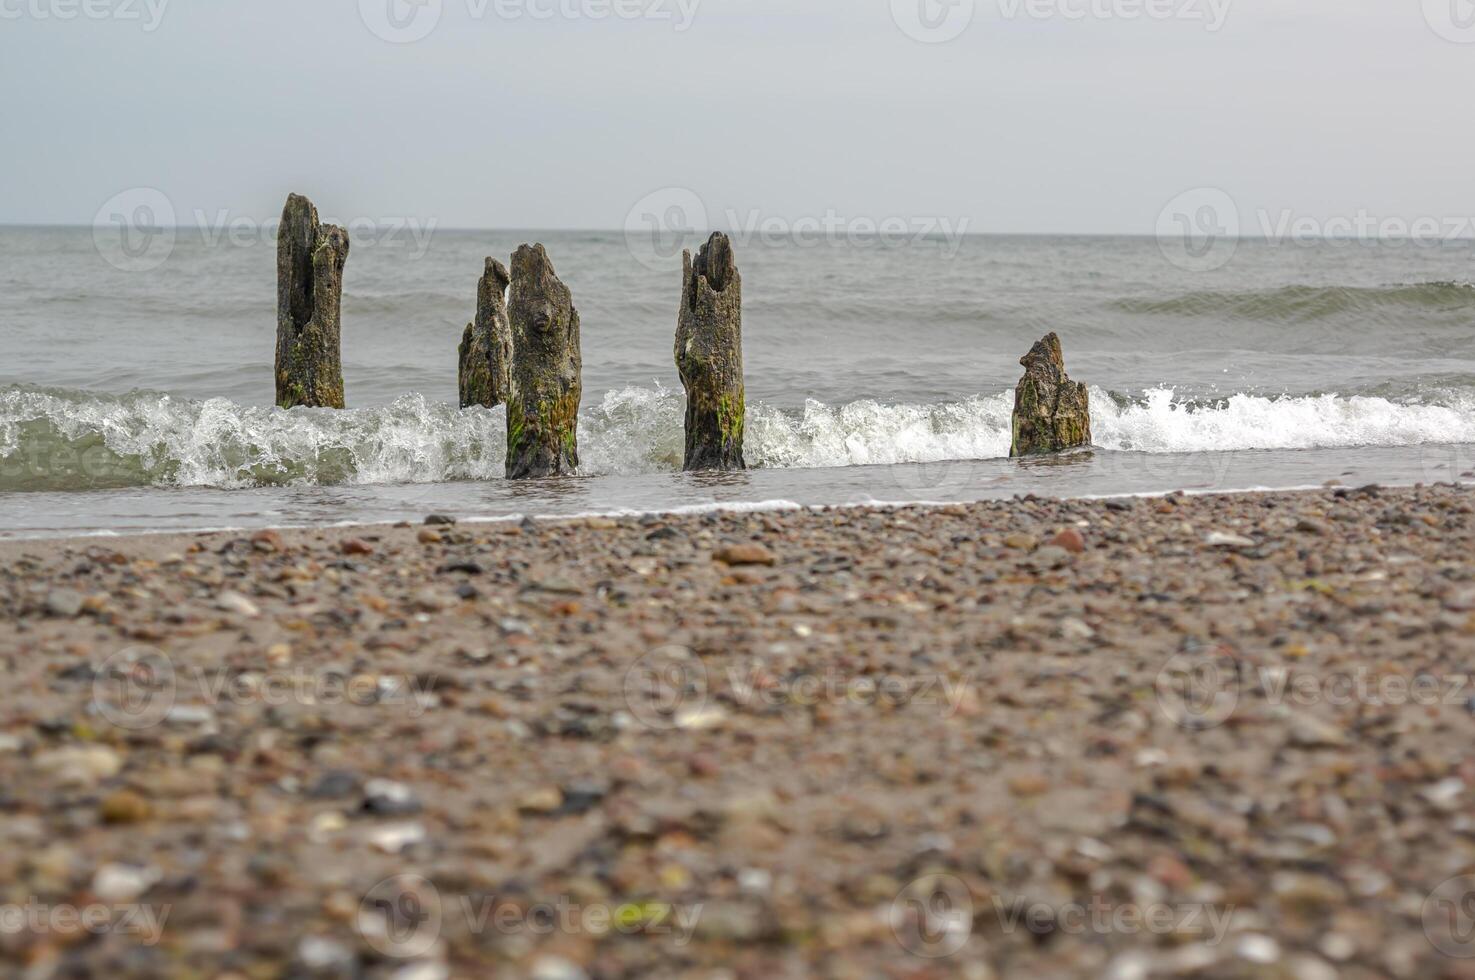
[[1010, 332, 1091, 457], [675, 232, 746, 471], [458, 258, 513, 409], [275, 194, 348, 409], [505, 244, 581, 479]]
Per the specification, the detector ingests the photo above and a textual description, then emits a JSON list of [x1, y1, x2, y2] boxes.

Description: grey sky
[[2, 0, 1471, 234]]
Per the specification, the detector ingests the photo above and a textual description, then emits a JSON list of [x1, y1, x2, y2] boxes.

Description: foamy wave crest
[[0, 387, 506, 491], [1093, 387, 1475, 452], [5, 383, 1475, 492]]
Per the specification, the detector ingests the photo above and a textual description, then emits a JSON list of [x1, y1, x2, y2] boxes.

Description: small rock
[[1051, 528, 1087, 553], [519, 787, 564, 814], [1295, 517, 1332, 536], [1288, 714, 1346, 749], [417, 529, 444, 545], [45, 589, 85, 618], [308, 770, 361, 799], [363, 779, 423, 816], [166, 704, 216, 727], [531, 957, 589, 980], [92, 862, 161, 902], [1004, 533, 1038, 551], [367, 822, 426, 854], [412, 589, 452, 612], [297, 936, 356, 972], [714, 543, 777, 567], [1206, 531, 1256, 548], [36, 745, 122, 787], [216, 591, 260, 617], [675, 705, 729, 730], [1008, 774, 1050, 797], [424, 514, 457, 526], [1421, 778, 1466, 810], [1032, 545, 1071, 568], [1235, 935, 1281, 965], [341, 538, 375, 556], [100, 789, 152, 824], [251, 529, 283, 552]]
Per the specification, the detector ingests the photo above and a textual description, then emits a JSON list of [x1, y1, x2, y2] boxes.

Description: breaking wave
[[4, 383, 1475, 492]]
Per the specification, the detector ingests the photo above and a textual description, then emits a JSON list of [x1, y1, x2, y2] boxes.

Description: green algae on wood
[[275, 194, 348, 410], [675, 232, 746, 472], [505, 244, 581, 479], [1009, 332, 1091, 457], [459, 257, 513, 409]]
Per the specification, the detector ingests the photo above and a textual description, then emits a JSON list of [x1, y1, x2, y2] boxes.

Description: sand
[[2, 485, 1474, 979]]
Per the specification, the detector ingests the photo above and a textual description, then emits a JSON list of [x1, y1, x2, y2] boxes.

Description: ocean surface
[[3, 227, 1474, 539]]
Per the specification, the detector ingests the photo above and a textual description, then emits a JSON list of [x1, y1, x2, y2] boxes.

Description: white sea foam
[[4, 383, 1475, 491]]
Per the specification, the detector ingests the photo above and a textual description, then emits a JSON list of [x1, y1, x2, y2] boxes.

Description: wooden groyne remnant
[[505, 244, 582, 479], [1010, 332, 1091, 457], [275, 194, 348, 409], [459, 258, 513, 409], [675, 232, 746, 471]]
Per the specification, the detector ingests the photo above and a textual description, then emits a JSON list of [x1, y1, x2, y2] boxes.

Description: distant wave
[[1113, 281, 1475, 322], [4, 383, 1475, 492]]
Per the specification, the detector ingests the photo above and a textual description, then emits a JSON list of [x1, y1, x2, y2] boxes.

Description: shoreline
[[3, 485, 1474, 976], [0, 478, 1391, 546]]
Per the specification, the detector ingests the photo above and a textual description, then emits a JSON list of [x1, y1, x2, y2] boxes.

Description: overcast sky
[[2, 0, 1471, 234]]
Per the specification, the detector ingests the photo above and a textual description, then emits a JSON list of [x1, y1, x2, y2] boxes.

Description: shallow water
[[2, 227, 1474, 537]]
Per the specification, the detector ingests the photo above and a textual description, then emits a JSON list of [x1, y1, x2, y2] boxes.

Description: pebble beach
[[4, 485, 1475, 979]]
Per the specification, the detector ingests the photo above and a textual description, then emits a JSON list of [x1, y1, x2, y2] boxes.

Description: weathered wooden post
[[505, 244, 582, 479], [1010, 332, 1091, 457], [275, 194, 348, 409], [459, 258, 513, 409], [675, 232, 746, 471]]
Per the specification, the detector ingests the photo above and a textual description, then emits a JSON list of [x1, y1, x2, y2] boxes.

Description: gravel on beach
[[2, 485, 1475, 979]]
